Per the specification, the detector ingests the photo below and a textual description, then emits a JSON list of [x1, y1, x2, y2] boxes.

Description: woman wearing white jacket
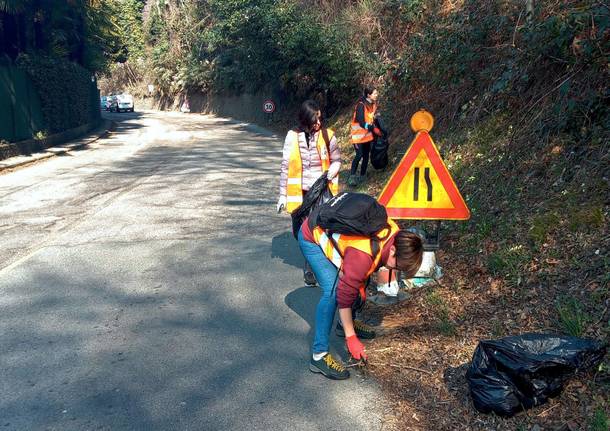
[[277, 100, 341, 285]]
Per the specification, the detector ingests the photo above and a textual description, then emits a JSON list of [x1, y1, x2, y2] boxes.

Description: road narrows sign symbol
[[263, 100, 275, 114], [378, 131, 470, 220]]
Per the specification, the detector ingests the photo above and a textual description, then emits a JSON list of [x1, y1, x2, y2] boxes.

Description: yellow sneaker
[[309, 353, 350, 380]]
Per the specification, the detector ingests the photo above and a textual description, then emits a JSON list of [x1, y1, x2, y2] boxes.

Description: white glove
[[276, 196, 287, 213]]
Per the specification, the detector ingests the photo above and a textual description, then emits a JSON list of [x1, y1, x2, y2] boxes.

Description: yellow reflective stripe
[[286, 184, 302, 191], [286, 131, 303, 214], [329, 176, 339, 195]]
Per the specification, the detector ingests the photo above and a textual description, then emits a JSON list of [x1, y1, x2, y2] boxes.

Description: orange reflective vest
[[285, 128, 339, 214], [350, 101, 376, 144], [311, 218, 400, 298]]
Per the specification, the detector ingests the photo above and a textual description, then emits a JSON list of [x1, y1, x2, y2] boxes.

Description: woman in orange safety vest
[[298, 213, 423, 379], [349, 86, 381, 186], [277, 100, 341, 286]]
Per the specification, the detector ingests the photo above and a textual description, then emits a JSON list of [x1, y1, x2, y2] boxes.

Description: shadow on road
[[284, 287, 349, 362], [0, 111, 382, 430], [271, 231, 303, 269]]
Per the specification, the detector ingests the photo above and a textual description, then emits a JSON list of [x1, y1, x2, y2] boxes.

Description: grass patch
[[589, 408, 609, 431], [437, 311, 457, 336], [491, 319, 504, 338], [556, 296, 590, 337], [486, 244, 531, 286], [530, 212, 560, 244], [425, 290, 457, 336], [568, 206, 605, 233]]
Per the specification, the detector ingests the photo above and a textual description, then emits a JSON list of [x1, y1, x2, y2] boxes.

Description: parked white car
[[110, 93, 134, 113]]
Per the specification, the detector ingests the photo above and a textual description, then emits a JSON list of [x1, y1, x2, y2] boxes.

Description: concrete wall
[[140, 88, 300, 128], [188, 90, 293, 126]]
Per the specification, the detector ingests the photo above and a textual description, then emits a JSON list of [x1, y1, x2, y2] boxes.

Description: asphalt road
[[0, 110, 388, 430]]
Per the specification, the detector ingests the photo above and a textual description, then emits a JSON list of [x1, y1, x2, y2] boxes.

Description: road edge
[[0, 120, 116, 173]]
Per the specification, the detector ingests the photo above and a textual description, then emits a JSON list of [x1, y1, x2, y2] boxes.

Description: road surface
[[0, 110, 388, 430]]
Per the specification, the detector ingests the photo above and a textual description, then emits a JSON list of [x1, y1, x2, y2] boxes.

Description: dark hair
[[394, 231, 424, 277], [298, 100, 321, 130], [363, 86, 377, 99]]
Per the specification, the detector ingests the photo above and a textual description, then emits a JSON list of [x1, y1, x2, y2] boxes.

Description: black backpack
[[312, 192, 388, 236], [309, 193, 391, 304]]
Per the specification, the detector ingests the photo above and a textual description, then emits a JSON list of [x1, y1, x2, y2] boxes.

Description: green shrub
[[16, 55, 99, 134]]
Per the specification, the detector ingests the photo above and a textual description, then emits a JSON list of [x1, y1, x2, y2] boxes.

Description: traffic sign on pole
[[263, 99, 275, 114]]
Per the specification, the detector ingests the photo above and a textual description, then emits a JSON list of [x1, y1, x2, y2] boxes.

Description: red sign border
[[262, 99, 276, 114], [378, 131, 470, 220]]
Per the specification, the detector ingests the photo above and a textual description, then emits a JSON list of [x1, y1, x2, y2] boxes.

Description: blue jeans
[[298, 227, 339, 354]]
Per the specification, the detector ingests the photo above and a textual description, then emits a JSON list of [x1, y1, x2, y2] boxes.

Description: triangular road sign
[[378, 131, 470, 220]]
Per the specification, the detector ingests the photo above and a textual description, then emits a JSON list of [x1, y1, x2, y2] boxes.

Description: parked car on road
[[110, 93, 134, 113], [100, 96, 108, 110]]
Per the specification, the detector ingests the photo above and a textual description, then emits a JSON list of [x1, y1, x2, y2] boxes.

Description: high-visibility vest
[[285, 128, 339, 214], [311, 218, 400, 299], [350, 100, 376, 144]]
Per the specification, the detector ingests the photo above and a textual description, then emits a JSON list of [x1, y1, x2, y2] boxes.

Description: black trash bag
[[466, 333, 607, 417], [290, 172, 334, 238], [371, 117, 389, 170]]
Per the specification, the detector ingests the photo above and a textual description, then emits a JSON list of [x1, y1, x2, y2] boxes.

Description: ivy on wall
[[17, 54, 99, 134]]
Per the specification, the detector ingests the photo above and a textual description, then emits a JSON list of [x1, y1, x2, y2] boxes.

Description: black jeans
[[350, 141, 372, 176]]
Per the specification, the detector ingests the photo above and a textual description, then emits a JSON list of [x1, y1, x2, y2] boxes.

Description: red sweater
[[301, 218, 395, 308]]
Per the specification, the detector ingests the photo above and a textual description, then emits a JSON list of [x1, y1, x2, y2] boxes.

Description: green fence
[[0, 65, 45, 142], [0, 64, 101, 143]]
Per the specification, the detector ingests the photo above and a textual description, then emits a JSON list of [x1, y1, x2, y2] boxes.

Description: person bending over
[[298, 214, 423, 379]]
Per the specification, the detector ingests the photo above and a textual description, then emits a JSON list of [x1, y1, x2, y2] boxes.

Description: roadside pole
[[263, 99, 275, 125]]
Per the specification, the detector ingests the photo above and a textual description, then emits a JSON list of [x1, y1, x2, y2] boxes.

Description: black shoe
[[335, 320, 376, 339], [304, 270, 317, 287], [309, 353, 350, 380]]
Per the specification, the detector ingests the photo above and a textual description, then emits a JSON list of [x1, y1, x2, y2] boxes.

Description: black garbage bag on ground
[[290, 172, 334, 238], [466, 333, 607, 417], [371, 117, 389, 170]]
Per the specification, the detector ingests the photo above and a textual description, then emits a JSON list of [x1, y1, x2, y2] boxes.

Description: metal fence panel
[[0, 66, 17, 141], [0, 66, 46, 142]]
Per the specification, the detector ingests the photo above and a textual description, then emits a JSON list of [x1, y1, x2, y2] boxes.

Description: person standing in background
[[277, 100, 342, 286], [348, 86, 381, 186]]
